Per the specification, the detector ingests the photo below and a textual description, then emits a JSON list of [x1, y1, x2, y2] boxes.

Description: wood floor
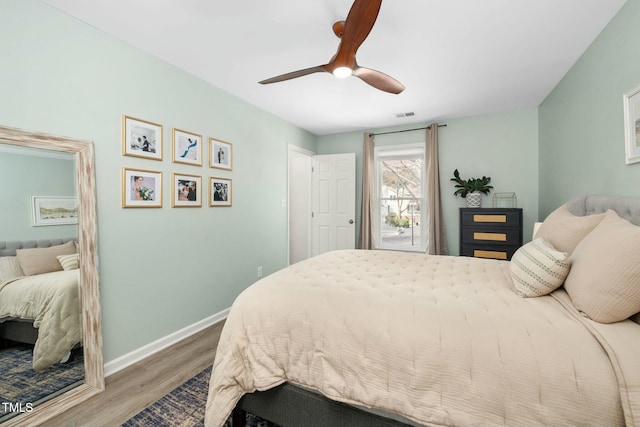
[[45, 320, 225, 427]]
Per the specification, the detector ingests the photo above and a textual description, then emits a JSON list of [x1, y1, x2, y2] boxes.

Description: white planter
[[466, 192, 482, 208]]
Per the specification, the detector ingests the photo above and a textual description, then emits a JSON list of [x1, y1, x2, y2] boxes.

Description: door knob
[[349, 219, 354, 224]]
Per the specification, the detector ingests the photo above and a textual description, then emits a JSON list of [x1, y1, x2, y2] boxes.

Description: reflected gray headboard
[[566, 195, 640, 226], [0, 238, 76, 257]]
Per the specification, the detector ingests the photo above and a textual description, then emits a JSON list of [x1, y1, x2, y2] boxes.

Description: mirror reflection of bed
[[0, 240, 85, 422], [0, 127, 104, 427], [0, 146, 83, 423]]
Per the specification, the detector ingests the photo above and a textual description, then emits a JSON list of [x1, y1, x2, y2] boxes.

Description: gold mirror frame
[[0, 125, 104, 427]]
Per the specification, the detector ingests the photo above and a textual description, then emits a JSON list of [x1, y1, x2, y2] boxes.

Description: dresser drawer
[[460, 244, 518, 261], [461, 227, 521, 246], [460, 209, 521, 227]]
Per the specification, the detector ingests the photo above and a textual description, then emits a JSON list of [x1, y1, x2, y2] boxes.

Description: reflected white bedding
[[0, 269, 82, 371]]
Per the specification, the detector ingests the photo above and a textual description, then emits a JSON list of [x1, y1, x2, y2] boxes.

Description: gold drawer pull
[[474, 250, 508, 260], [473, 214, 507, 223], [474, 232, 507, 242]]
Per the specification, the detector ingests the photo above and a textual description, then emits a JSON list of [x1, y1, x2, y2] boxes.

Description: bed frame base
[[0, 320, 37, 345], [233, 383, 413, 427]]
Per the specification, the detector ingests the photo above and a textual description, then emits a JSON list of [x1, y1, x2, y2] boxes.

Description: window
[[374, 143, 426, 252]]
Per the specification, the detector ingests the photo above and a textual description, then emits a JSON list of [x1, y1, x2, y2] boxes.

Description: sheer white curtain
[[358, 133, 375, 249], [426, 124, 448, 255]]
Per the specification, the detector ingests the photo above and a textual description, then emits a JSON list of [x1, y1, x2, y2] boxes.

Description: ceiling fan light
[[333, 67, 353, 79]]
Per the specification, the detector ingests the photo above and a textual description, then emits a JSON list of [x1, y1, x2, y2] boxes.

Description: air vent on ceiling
[[395, 112, 415, 118]]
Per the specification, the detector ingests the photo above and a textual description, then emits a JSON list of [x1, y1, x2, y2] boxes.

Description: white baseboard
[[104, 308, 229, 377]]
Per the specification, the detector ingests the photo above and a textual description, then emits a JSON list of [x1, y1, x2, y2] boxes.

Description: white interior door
[[312, 153, 356, 256]]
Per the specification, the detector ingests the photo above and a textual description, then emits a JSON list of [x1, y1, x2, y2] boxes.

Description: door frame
[[287, 144, 314, 265]]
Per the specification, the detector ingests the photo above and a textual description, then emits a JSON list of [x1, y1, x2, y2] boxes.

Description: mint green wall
[[318, 108, 539, 254], [0, 150, 77, 240], [539, 0, 640, 217], [0, 0, 316, 363]]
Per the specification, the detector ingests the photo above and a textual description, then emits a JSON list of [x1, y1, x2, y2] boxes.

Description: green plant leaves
[[450, 169, 493, 198]]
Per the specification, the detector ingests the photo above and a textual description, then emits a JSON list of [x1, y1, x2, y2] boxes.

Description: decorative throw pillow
[[535, 204, 606, 254], [57, 253, 79, 271], [564, 210, 640, 323], [16, 241, 77, 276], [510, 238, 571, 297], [0, 256, 25, 282]]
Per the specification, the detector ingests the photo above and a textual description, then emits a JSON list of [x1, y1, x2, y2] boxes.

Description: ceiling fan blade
[[340, 0, 382, 55], [353, 67, 405, 94], [259, 66, 328, 85]]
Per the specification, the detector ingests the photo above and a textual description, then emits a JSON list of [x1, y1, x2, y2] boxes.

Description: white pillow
[[534, 204, 606, 254], [0, 256, 25, 282], [564, 210, 640, 323], [510, 238, 571, 297], [57, 253, 79, 271]]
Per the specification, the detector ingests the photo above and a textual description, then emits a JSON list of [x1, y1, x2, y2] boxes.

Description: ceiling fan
[[258, 0, 405, 94]]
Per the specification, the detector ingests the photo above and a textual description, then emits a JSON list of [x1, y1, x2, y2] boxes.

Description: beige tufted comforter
[[205, 250, 640, 427], [0, 269, 82, 372]]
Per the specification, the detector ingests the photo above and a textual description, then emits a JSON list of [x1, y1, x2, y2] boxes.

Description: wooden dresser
[[459, 208, 523, 260]]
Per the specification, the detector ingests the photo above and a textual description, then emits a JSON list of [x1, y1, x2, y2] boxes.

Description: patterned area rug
[[121, 367, 278, 427], [0, 343, 84, 417]]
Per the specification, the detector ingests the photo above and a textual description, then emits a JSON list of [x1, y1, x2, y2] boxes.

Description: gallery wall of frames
[[121, 115, 233, 209]]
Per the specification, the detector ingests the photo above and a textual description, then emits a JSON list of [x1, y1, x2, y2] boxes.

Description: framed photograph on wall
[[122, 115, 163, 160], [624, 85, 640, 164], [172, 173, 202, 207], [210, 138, 233, 171], [122, 168, 162, 208], [209, 177, 232, 207], [31, 196, 78, 226], [172, 128, 203, 166]]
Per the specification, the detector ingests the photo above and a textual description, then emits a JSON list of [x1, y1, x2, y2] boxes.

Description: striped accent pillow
[[57, 253, 79, 271], [510, 238, 571, 297]]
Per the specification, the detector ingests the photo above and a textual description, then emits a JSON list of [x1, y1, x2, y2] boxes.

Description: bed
[[0, 239, 82, 372], [205, 195, 640, 427]]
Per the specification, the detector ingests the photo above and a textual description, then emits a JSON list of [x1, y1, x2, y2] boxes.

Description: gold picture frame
[[172, 173, 202, 207], [122, 168, 162, 208], [172, 128, 202, 166], [209, 177, 232, 207], [209, 138, 233, 171], [122, 115, 163, 160]]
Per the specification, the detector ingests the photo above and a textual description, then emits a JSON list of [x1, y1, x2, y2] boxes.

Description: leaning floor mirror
[[0, 125, 104, 427]]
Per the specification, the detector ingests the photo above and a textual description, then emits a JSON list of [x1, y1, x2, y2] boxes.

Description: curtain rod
[[371, 124, 447, 136]]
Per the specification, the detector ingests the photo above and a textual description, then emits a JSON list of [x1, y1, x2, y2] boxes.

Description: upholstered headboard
[[0, 238, 76, 257], [566, 195, 640, 225]]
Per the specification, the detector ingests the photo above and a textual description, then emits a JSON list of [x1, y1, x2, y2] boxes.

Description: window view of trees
[[378, 157, 424, 250]]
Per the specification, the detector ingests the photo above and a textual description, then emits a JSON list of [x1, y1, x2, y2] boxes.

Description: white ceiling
[[41, 0, 627, 136]]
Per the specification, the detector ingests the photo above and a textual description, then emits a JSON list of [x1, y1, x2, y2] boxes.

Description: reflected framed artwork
[[210, 138, 233, 171], [172, 173, 202, 207], [122, 168, 162, 208], [122, 115, 163, 160], [624, 85, 640, 164], [209, 177, 232, 207], [31, 196, 78, 226], [172, 128, 202, 166]]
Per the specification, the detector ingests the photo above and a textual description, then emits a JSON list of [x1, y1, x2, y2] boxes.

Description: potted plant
[[450, 169, 493, 208]]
